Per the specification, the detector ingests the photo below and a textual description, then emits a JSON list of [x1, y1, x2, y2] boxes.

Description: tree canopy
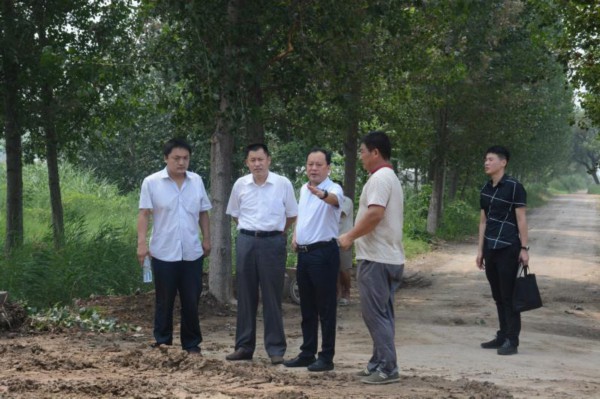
[[2, 0, 599, 301]]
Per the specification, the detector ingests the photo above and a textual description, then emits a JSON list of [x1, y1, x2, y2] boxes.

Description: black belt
[[296, 239, 336, 253], [240, 229, 282, 238]]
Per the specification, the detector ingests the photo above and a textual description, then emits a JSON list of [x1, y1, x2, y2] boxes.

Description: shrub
[[404, 185, 432, 241], [0, 220, 145, 308]]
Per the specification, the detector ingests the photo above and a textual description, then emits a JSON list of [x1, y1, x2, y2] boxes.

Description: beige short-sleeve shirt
[[355, 167, 405, 265]]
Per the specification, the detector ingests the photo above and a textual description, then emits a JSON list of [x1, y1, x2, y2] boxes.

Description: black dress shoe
[[497, 339, 518, 355], [480, 337, 503, 349], [283, 355, 316, 368], [307, 358, 334, 372], [226, 348, 253, 361]]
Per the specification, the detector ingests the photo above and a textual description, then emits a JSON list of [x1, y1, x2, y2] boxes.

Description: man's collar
[[245, 171, 273, 185], [489, 173, 508, 186], [160, 167, 190, 179], [370, 163, 393, 174]]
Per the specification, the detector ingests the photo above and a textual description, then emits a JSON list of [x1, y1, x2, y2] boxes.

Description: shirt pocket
[[267, 196, 285, 218], [181, 189, 202, 216]]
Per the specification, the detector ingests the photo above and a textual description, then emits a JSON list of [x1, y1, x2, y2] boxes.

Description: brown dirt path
[[0, 193, 598, 398]]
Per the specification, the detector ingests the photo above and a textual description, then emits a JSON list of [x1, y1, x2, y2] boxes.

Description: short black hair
[[361, 131, 392, 160], [164, 138, 192, 157], [245, 143, 270, 158], [307, 147, 332, 165], [485, 145, 510, 162]]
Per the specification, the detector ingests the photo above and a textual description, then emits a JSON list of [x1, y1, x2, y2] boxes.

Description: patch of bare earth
[[1, 194, 598, 398]]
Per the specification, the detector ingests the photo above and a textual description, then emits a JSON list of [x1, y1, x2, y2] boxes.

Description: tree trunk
[[426, 162, 445, 234], [413, 168, 419, 193], [426, 105, 449, 234], [343, 80, 361, 200], [34, 3, 65, 248], [447, 168, 459, 201], [3, 0, 24, 252], [343, 115, 359, 200], [209, 101, 234, 303], [589, 168, 600, 185], [41, 83, 65, 248], [246, 81, 265, 145], [208, 0, 240, 304]]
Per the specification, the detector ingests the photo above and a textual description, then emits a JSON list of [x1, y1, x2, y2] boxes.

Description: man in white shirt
[[339, 131, 405, 385], [284, 148, 343, 372], [225, 143, 298, 365], [137, 138, 212, 355]]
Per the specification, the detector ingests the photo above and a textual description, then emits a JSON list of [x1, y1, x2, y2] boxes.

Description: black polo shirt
[[480, 174, 527, 250]]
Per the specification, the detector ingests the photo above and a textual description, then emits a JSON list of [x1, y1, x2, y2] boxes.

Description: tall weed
[[0, 219, 143, 308], [404, 185, 431, 241], [0, 163, 144, 307]]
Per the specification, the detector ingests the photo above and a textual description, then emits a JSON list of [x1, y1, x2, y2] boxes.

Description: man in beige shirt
[[339, 131, 404, 385]]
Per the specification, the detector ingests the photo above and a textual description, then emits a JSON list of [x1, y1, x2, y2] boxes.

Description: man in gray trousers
[[225, 143, 298, 365], [338, 131, 405, 385]]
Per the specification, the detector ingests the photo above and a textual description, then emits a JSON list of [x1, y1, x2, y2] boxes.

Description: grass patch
[[588, 184, 600, 194], [547, 173, 589, 194], [0, 163, 145, 308]]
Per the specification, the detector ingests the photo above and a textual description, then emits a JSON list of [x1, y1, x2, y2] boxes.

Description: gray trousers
[[234, 233, 287, 357], [357, 260, 404, 375]]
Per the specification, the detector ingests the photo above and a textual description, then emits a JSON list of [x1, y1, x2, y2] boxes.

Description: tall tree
[[572, 116, 600, 184], [28, 1, 133, 247], [558, 0, 600, 127], [1, 0, 24, 251]]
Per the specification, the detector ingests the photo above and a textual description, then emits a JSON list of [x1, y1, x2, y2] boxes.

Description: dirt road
[[0, 193, 598, 398]]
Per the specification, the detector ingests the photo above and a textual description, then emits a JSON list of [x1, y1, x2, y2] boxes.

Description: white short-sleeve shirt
[[295, 178, 343, 245], [139, 168, 212, 262], [355, 167, 405, 265], [339, 195, 354, 235], [226, 171, 298, 232]]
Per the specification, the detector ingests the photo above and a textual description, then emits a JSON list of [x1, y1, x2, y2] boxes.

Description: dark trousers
[[235, 233, 287, 357], [152, 256, 204, 350], [483, 243, 521, 346], [297, 240, 340, 363]]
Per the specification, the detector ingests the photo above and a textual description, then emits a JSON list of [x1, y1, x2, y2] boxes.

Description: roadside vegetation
[[2, 163, 592, 311]]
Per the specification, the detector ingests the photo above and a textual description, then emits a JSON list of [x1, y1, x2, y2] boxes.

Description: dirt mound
[[0, 300, 28, 331], [78, 289, 235, 329]]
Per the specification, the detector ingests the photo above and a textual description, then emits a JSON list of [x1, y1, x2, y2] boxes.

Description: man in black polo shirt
[[476, 145, 529, 356]]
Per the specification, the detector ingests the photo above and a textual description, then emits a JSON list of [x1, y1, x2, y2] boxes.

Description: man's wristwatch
[[521, 246, 529, 251], [320, 190, 329, 200]]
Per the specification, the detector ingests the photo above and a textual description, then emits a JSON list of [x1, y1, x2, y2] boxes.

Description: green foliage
[[28, 305, 140, 333], [0, 163, 145, 308], [523, 183, 550, 208], [404, 186, 432, 241], [0, 163, 137, 241], [547, 173, 589, 194], [554, 1, 600, 126], [0, 220, 143, 308], [404, 238, 431, 259], [437, 200, 479, 240], [588, 185, 600, 195]]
